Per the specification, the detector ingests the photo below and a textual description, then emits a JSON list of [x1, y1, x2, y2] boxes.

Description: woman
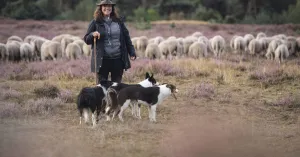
[[84, 0, 136, 83]]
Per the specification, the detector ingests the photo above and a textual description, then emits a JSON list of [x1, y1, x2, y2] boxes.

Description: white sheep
[[198, 36, 211, 53], [145, 43, 161, 59], [273, 34, 287, 40], [256, 32, 266, 39], [191, 32, 203, 38], [73, 39, 85, 55], [153, 36, 164, 45], [244, 34, 255, 52], [274, 44, 289, 64], [188, 41, 207, 59], [61, 37, 75, 57], [41, 40, 62, 61], [131, 37, 139, 51], [0, 43, 8, 61], [158, 40, 169, 59], [265, 39, 283, 60], [24, 35, 43, 43], [233, 36, 246, 54], [30, 37, 47, 61], [136, 36, 148, 57], [6, 41, 21, 62], [183, 36, 197, 56], [258, 37, 269, 56], [248, 39, 262, 56], [52, 34, 72, 43], [65, 43, 81, 60], [230, 35, 238, 50], [167, 39, 180, 59], [167, 36, 176, 40], [210, 35, 226, 58], [82, 43, 91, 56], [7, 36, 23, 43], [286, 36, 297, 56], [20, 43, 35, 62]]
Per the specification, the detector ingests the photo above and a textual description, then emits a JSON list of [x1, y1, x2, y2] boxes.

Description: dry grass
[[1, 54, 300, 157]]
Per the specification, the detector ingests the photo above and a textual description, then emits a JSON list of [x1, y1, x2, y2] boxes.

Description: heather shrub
[[248, 64, 294, 87], [59, 89, 74, 103], [0, 102, 22, 118], [186, 82, 215, 99], [0, 88, 22, 101], [25, 98, 64, 115], [271, 94, 300, 110], [33, 83, 60, 98]]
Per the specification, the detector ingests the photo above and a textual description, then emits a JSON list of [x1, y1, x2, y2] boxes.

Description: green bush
[[193, 5, 223, 23]]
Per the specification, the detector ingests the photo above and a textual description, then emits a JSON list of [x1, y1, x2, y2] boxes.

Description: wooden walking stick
[[94, 36, 99, 85]]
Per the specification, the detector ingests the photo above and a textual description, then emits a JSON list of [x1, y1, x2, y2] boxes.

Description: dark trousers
[[98, 58, 124, 83]]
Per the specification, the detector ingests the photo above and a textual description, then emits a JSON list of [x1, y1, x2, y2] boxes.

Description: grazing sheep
[[61, 37, 75, 57], [6, 41, 21, 62], [210, 35, 226, 58], [286, 36, 297, 56], [82, 43, 91, 56], [258, 37, 269, 56], [167, 36, 176, 40], [20, 43, 35, 62], [167, 39, 180, 59], [0, 43, 8, 61], [230, 35, 238, 50], [7, 36, 23, 43], [148, 37, 155, 44], [191, 32, 203, 38], [198, 36, 211, 53], [136, 36, 148, 57], [256, 32, 266, 39], [73, 39, 85, 55], [65, 43, 81, 60], [274, 44, 289, 64], [273, 34, 287, 40], [24, 35, 43, 43], [183, 36, 197, 56], [176, 41, 184, 59], [244, 34, 255, 52], [52, 34, 72, 43], [41, 40, 62, 61], [265, 39, 283, 60], [296, 38, 300, 55], [233, 36, 246, 54], [188, 41, 207, 59], [131, 37, 139, 51], [30, 37, 47, 61], [248, 39, 262, 56], [145, 43, 161, 59], [153, 36, 164, 45], [158, 40, 169, 59], [177, 37, 184, 46]]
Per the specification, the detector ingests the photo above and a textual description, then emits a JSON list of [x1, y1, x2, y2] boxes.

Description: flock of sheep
[[133, 32, 300, 63], [0, 34, 91, 62], [1, 31, 300, 63]]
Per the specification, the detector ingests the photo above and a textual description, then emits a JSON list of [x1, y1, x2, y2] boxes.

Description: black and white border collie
[[105, 72, 158, 120], [76, 80, 114, 127], [116, 83, 178, 122]]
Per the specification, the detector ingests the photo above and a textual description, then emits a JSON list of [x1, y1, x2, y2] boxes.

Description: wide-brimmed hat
[[96, 0, 116, 6]]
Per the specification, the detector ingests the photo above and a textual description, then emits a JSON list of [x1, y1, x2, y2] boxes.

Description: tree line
[[1, 0, 300, 24]]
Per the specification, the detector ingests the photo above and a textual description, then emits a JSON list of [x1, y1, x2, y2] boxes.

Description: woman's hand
[[93, 31, 100, 39], [130, 56, 136, 60]]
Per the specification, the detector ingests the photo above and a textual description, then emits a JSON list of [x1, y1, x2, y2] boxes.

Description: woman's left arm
[[121, 22, 136, 58]]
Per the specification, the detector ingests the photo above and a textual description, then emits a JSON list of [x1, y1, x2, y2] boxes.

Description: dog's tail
[[104, 87, 118, 115]]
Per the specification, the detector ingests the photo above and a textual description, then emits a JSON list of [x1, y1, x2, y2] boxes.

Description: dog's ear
[[145, 72, 150, 79], [166, 84, 176, 92], [151, 73, 154, 77]]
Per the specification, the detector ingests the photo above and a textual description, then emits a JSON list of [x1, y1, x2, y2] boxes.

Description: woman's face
[[101, 4, 112, 16]]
